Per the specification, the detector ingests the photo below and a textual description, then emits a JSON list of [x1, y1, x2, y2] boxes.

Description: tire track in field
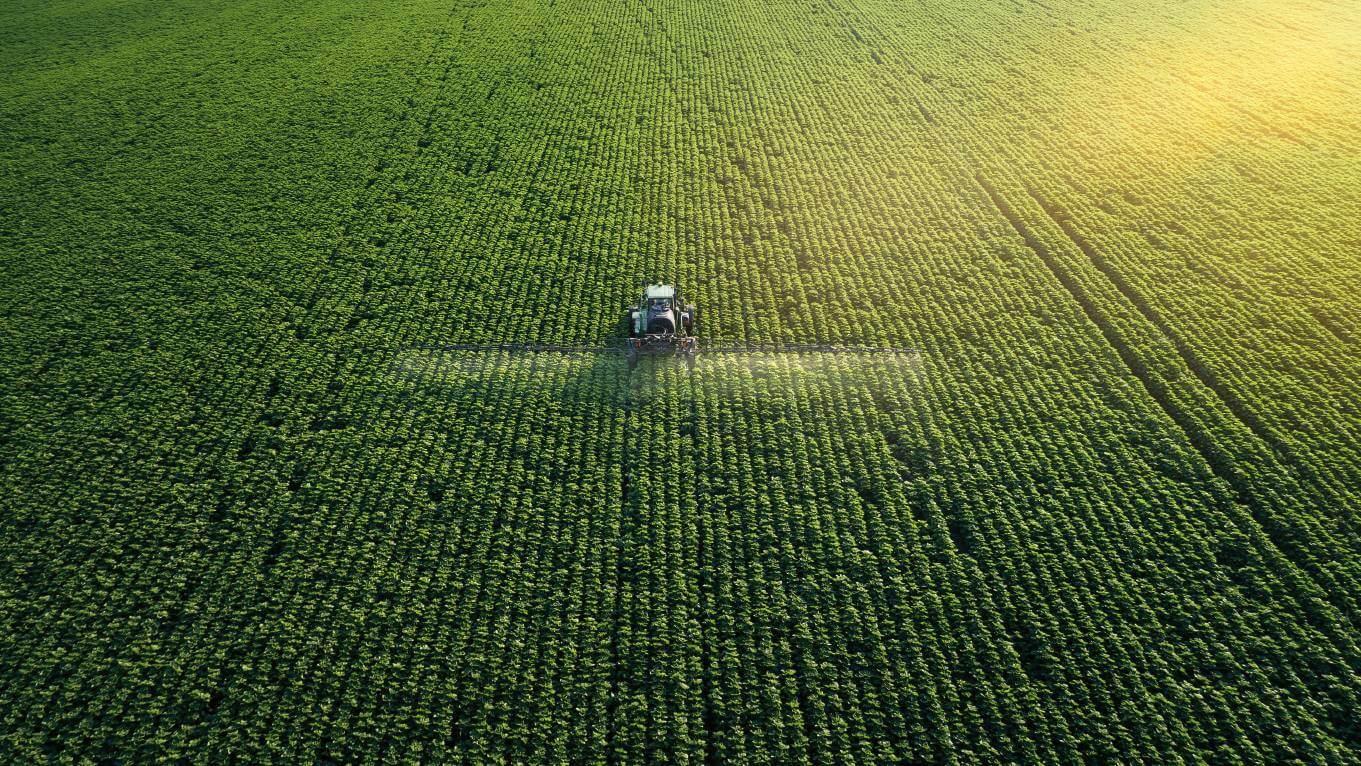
[[976, 172, 1361, 645], [1022, 183, 1361, 509], [1023, 185, 1276, 452], [816, 0, 1361, 658], [976, 171, 1242, 486], [767, 0, 1361, 745], [1308, 307, 1355, 346]]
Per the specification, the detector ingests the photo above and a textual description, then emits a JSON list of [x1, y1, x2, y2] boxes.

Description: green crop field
[[2, 0, 1359, 762]]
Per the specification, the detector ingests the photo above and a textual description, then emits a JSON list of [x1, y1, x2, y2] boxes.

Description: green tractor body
[[627, 283, 697, 368]]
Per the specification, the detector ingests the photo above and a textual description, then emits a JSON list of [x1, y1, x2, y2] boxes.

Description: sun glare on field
[[1085, 0, 1360, 159]]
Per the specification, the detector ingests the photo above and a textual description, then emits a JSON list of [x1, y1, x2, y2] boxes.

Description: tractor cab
[[630, 283, 692, 338], [645, 284, 675, 312], [644, 283, 675, 307]]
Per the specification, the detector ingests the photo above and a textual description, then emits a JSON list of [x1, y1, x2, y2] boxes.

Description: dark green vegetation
[[2, 0, 1360, 761]]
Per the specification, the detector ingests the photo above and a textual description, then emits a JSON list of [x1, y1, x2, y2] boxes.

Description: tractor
[[627, 283, 697, 369]]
